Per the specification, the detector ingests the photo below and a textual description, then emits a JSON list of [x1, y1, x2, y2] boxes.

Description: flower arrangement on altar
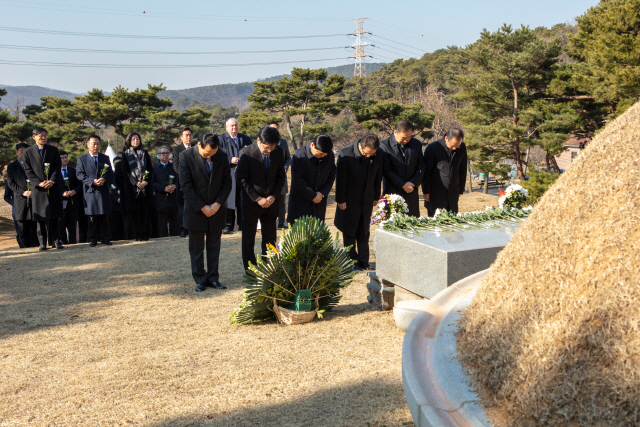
[[498, 184, 529, 209], [230, 216, 356, 325], [371, 194, 409, 225]]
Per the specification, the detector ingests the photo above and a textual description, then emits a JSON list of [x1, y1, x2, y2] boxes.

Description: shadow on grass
[[147, 377, 413, 427], [0, 239, 245, 340]]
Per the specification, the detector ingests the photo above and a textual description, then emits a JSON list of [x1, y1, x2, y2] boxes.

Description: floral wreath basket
[[230, 216, 356, 326]]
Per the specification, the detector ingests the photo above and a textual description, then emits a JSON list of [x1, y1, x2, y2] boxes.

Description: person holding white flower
[[151, 146, 180, 237], [22, 127, 64, 250], [76, 135, 114, 247], [58, 150, 81, 244], [121, 131, 154, 241]]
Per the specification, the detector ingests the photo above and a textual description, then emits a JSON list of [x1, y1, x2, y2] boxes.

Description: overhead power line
[[370, 34, 430, 54], [0, 58, 350, 69], [0, 26, 348, 40], [0, 44, 349, 55], [0, 0, 353, 22]]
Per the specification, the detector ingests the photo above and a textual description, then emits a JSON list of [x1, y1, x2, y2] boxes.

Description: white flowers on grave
[[371, 194, 410, 225], [498, 184, 530, 209]]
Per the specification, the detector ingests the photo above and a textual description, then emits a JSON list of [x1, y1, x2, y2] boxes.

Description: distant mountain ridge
[[0, 85, 79, 110], [1, 63, 386, 111]]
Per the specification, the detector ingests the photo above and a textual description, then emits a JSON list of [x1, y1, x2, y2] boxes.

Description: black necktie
[[263, 154, 270, 173], [94, 156, 98, 167]]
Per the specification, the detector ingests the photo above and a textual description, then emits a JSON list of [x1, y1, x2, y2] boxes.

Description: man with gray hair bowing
[[219, 117, 252, 234], [180, 133, 232, 292]]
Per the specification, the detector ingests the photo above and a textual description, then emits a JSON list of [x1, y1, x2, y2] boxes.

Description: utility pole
[[351, 18, 371, 78]]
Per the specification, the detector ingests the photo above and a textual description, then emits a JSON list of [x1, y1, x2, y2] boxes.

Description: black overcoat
[[235, 143, 285, 204], [120, 148, 154, 212], [22, 144, 63, 221], [287, 144, 336, 224], [179, 147, 232, 232], [75, 152, 114, 216], [6, 159, 33, 221], [380, 134, 425, 217], [151, 162, 180, 212], [334, 140, 383, 236], [421, 138, 468, 214]]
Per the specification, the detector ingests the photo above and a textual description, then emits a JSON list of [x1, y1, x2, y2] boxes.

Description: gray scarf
[[125, 147, 147, 195]]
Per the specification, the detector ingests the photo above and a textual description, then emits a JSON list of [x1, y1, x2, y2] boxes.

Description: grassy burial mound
[[457, 102, 640, 427]]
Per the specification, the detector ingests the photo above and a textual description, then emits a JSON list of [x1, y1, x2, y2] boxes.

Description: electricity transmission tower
[[351, 18, 371, 77]]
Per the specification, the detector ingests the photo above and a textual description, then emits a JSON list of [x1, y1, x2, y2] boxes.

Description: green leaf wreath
[[230, 216, 357, 325]]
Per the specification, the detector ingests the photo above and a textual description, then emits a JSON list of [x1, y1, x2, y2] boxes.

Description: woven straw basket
[[273, 296, 320, 325]]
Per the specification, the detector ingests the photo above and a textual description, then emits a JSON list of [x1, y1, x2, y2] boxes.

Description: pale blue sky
[[0, 0, 599, 93]]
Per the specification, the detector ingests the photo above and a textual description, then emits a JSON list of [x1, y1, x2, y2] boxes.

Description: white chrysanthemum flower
[[499, 195, 507, 206], [434, 208, 441, 218], [377, 202, 385, 209]]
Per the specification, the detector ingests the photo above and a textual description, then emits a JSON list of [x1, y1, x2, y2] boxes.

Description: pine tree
[[455, 24, 562, 180], [247, 68, 346, 150]]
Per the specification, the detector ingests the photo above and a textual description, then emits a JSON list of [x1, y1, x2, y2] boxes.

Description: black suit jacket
[[172, 143, 191, 177], [179, 146, 232, 232], [334, 140, 383, 236], [235, 143, 286, 204], [287, 144, 336, 224], [60, 166, 81, 208], [380, 135, 425, 216], [6, 159, 33, 221], [23, 144, 63, 221], [151, 162, 180, 212]]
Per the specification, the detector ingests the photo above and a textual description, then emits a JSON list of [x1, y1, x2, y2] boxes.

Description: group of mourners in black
[[4, 118, 467, 292]]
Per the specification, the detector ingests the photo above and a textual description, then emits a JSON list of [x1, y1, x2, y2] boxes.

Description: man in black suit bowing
[[235, 126, 286, 271], [219, 118, 252, 234], [335, 134, 384, 271], [179, 133, 232, 292], [287, 135, 336, 225], [22, 127, 64, 250], [58, 150, 81, 244], [172, 127, 193, 237], [379, 120, 425, 217]]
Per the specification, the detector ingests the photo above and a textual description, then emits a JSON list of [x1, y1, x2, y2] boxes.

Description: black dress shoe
[[180, 230, 188, 237], [277, 224, 283, 230], [282, 224, 289, 229], [55, 243, 65, 249], [209, 281, 227, 290], [360, 263, 375, 271], [352, 264, 362, 272], [39, 245, 47, 251], [195, 284, 207, 292], [89, 241, 97, 247], [101, 240, 112, 246], [222, 228, 233, 235]]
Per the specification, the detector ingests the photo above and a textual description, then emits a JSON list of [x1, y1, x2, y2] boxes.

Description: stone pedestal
[[366, 272, 395, 311], [373, 223, 519, 299]]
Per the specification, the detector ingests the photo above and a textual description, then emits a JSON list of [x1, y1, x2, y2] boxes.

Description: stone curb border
[[402, 269, 491, 427]]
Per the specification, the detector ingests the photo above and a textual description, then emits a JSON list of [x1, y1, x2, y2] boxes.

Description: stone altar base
[[373, 223, 520, 300]]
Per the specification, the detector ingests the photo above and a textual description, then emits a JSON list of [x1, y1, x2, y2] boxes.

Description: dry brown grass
[[457, 102, 640, 426], [0, 180, 495, 426]]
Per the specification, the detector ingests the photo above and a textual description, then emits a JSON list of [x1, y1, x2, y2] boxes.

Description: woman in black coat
[[121, 132, 154, 241]]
